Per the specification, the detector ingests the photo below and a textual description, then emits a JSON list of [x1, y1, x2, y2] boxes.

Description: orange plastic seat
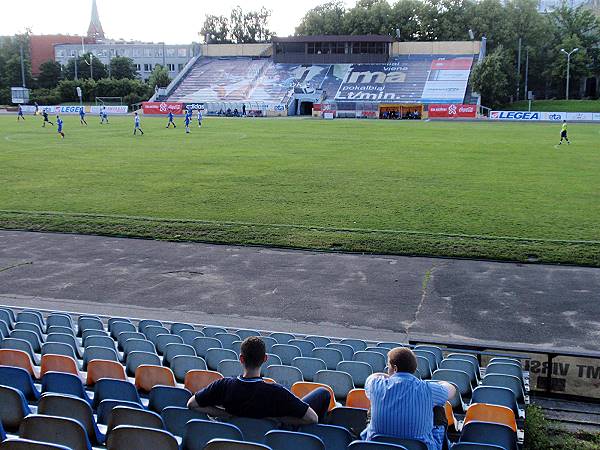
[[86, 359, 127, 386], [135, 364, 176, 393], [464, 403, 517, 432], [346, 388, 370, 409], [445, 401, 457, 430], [0, 349, 40, 379], [262, 377, 275, 384], [40, 354, 82, 380], [291, 382, 336, 411], [184, 369, 223, 393]]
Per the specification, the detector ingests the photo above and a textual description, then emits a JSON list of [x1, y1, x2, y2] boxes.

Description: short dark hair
[[388, 347, 418, 374], [240, 336, 266, 369]]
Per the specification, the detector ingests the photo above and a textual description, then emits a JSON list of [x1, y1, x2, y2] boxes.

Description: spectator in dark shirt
[[187, 336, 331, 425]]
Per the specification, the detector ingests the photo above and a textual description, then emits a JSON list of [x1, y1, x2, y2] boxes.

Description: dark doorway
[[300, 101, 314, 115]]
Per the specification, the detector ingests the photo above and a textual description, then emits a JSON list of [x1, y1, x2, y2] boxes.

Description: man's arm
[[430, 381, 457, 405], [187, 396, 232, 419], [272, 407, 319, 426]]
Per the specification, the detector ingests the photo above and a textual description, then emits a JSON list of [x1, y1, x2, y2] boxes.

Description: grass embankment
[[525, 406, 600, 450], [506, 99, 600, 112], [1, 116, 599, 265]]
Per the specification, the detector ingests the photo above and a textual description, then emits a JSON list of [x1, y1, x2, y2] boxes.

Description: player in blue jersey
[[133, 112, 144, 135], [197, 109, 203, 128], [185, 110, 191, 133], [56, 115, 64, 139], [166, 111, 176, 128], [79, 108, 88, 125], [17, 105, 25, 121]]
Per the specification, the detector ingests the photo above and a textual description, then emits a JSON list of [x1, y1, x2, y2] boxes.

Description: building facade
[[54, 42, 197, 80], [30, 35, 89, 77]]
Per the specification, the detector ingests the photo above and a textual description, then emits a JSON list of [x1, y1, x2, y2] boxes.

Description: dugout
[[379, 103, 423, 120]]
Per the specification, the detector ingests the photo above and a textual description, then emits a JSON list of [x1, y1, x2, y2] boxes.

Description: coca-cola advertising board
[[428, 104, 477, 118], [142, 102, 184, 115]]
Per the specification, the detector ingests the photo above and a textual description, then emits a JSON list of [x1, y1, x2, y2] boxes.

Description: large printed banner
[[90, 105, 128, 115], [421, 58, 473, 103], [142, 102, 184, 115], [491, 110, 600, 121], [335, 61, 411, 102], [428, 104, 477, 118]]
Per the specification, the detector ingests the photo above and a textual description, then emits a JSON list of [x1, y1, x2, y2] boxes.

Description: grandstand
[[0, 305, 527, 449], [163, 38, 481, 116]]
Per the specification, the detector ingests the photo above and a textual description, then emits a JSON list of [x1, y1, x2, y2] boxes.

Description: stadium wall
[[393, 41, 480, 56], [200, 43, 272, 57]]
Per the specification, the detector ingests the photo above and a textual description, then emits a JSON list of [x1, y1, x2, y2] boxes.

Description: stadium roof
[[273, 35, 394, 43]]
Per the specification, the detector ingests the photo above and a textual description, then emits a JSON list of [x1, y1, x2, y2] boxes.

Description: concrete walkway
[[1, 230, 599, 351]]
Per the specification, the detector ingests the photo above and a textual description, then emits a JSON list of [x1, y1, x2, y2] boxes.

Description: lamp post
[[560, 47, 578, 100]]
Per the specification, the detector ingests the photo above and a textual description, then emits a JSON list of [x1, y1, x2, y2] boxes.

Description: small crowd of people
[[380, 110, 422, 120], [217, 104, 247, 117], [187, 336, 456, 450]]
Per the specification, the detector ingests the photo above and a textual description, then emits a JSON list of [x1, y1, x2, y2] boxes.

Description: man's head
[[240, 336, 267, 370], [387, 347, 418, 375]]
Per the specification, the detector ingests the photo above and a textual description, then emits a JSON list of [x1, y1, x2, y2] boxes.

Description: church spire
[[87, 0, 105, 40]]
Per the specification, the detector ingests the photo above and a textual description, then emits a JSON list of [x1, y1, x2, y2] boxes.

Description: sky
[[1, 0, 355, 43]]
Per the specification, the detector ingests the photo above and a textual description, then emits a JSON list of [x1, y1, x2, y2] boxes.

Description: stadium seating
[[0, 305, 529, 450]]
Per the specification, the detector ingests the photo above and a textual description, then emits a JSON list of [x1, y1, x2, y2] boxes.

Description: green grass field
[[506, 99, 600, 112], [1, 115, 599, 266]]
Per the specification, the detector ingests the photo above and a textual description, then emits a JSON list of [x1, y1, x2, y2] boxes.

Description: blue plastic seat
[[96, 400, 144, 425], [125, 351, 161, 377], [163, 343, 196, 367], [230, 341, 243, 356], [235, 329, 260, 340], [432, 369, 472, 399], [261, 336, 278, 353], [225, 417, 278, 443], [261, 354, 282, 377], [305, 336, 331, 348], [481, 374, 525, 404], [439, 359, 477, 385], [14, 322, 44, 343], [314, 370, 354, 400], [0, 312, 14, 330], [109, 321, 136, 340], [0, 365, 40, 401], [325, 407, 368, 436], [41, 372, 91, 404], [353, 351, 387, 373], [292, 357, 327, 382], [288, 339, 315, 357], [269, 332, 295, 344], [447, 353, 480, 371], [364, 347, 390, 357], [144, 326, 171, 344], [16, 312, 44, 331], [81, 329, 108, 344], [161, 406, 209, 437], [123, 338, 156, 356], [156, 334, 184, 355], [265, 430, 325, 450], [92, 378, 142, 409], [170, 322, 195, 335], [84, 335, 115, 350], [171, 355, 207, 383], [311, 347, 343, 370], [181, 419, 243, 450], [77, 317, 104, 337], [10, 329, 42, 353], [0, 439, 73, 449], [1, 338, 39, 365], [376, 342, 404, 350], [203, 439, 271, 450], [138, 319, 164, 333], [201, 326, 228, 338], [41, 342, 80, 368], [471, 386, 520, 417], [372, 435, 427, 450], [337, 361, 373, 388], [82, 346, 120, 370], [148, 385, 192, 413], [450, 443, 505, 450], [264, 365, 303, 389], [116, 331, 146, 350], [485, 363, 525, 385], [459, 421, 518, 450], [0, 384, 32, 432], [272, 344, 302, 365], [347, 441, 408, 450], [106, 425, 178, 450], [205, 348, 238, 371], [300, 424, 353, 450], [413, 345, 443, 366], [20, 414, 94, 450], [0, 307, 16, 324], [46, 313, 74, 331], [413, 350, 437, 373], [38, 393, 105, 445], [179, 330, 205, 346], [215, 333, 241, 350], [106, 405, 165, 434], [489, 357, 521, 367], [218, 359, 242, 378], [340, 339, 368, 352], [0, 320, 10, 339], [45, 333, 82, 358], [326, 343, 354, 361], [192, 337, 222, 358], [416, 356, 432, 379], [47, 326, 75, 336], [107, 317, 132, 331]]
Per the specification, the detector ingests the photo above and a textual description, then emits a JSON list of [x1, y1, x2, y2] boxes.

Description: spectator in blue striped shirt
[[361, 347, 456, 450]]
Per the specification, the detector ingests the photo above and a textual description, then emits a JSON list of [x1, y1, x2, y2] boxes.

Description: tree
[[471, 45, 513, 107], [37, 60, 62, 88], [64, 53, 107, 80], [148, 64, 170, 89], [296, 1, 349, 35], [201, 14, 231, 43], [109, 56, 138, 79]]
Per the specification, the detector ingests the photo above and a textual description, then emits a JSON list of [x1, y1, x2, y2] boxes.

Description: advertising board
[[142, 102, 184, 115], [428, 104, 477, 118], [90, 105, 128, 115], [492, 110, 599, 121], [490, 111, 541, 120]]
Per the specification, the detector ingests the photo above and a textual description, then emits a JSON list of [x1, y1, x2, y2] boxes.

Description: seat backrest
[[16, 312, 44, 330], [413, 350, 437, 373], [205, 348, 238, 371], [138, 319, 164, 333], [288, 339, 315, 357], [459, 421, 517, 450], [416, 356, 431, 379], [314, 370, 354, 400], [413, 345, 443, 365], [106, 425, 178, 450], [45, 333, 80, 352], [108, 317, 132, 332], [86, 359, 127, 385], [489, 357, 521, 368], [156, 334, 184, 355], [439, 359, 477, 382], [376, 342, 404, 350], [41, 372, 89, 403], [291, 382, 336, 411], [47, 326, 75, 336], [326, 343, 355, 361], [125, 351, 161, 376], [92, 378, 142, 409], [339, 339, 367, 352], [192, 337, 222, 358], [96, 400, 144, 425], [135, 365, 176, 393], [300, 424, 353, 450], [144, 326, 171, 344], [82, 346, 119, 370], [311, 347, 343, 370], [203, 439, 271, 450], [170, 322, 195, 335], [472, 386, 519, 416], [272, 344, 302, 365], [447, 353, 480, 369], [0, 348, 38, 379], [265, 429, 325, 450], [3, 336, 38, 362], [225, 416, 278, 443], [269, 332, 295, 344], [13, 324, 43, 346], [40, 354, 81, 378], [107, 406, 165, 433], [481, 374, 524, 403], [0, 439, 72, 449], [179, 330, 206, 346], [110, 321, 137, 340], [123, 338, 156, 355], [77, 317, 104, 337], [464, 403, 517, 432], [163, 343, 196, 366], [37, 393, 100, 445], [161, 406, 209, 437], [485, 363, 524, 382], [292, 357, 327, 382], [336, 361, 372, 388], [305, 336, 331, 348], [214, 333, 242, 350], [353, 351, 386, 373], [41, 342, 78, 362], [234, 329, 260, 340], [201, 326, 228, 338], [185, 369, 224, 393], [264, 365, 304, 389], [116, 331, 146, 350], [148, 385, 192, 413], [372, 435, 427, 450], [346, 388, 370, 409], [217, 359, 242, 378], [0, 385, 31, 432], [84, 335, 116, 350], [19, 414, 92, 450], [325, 407, 368, 436], [171, 355, 207, 383], [260, 336, 278, 353], [347, 440, 408, 450], [449, 444, 505, 450], [81, 329, 108, 343], [181, 419, 243, 450], [47, 313, 74, 330], [431, 369, 472, 396]]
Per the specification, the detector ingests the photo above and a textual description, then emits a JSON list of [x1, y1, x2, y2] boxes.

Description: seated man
[[187, 336, 331, 425], [362, 347, 456, 450]]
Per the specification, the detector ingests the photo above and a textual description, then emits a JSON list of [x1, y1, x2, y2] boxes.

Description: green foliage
[[147, 65, 170, 89], [37, 60, 63, 88], [54, 78, 151, 103], [29, 88, 61, 105], [201, 5, 273, 43], [504, 99, 600, 111], [109, 56, 138, 80], [296, 1, 349, 35], [471, 45, 513, 107], [64, 53, 107, 80], [0, 33, 33, 91]]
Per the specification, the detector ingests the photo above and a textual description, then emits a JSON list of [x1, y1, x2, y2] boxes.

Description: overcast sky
[[2, 0, 355, 43]]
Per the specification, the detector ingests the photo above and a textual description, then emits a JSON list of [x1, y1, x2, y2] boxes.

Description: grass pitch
[[1, 115, 599, 266]]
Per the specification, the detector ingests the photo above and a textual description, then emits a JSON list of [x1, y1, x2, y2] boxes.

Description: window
[[166, 48, 176, 57], [70, 49, 76, 57], [156, 48, 163, 57], [133, 48, 142, 57], [122, 48, 131, 57], [144, 63, 153, 72], [56, 50, 65, 57], [167, 63, 175, 72], [135, 64, 141, 72], [177, 48, 187, 57], [178, 63, 184, 71]]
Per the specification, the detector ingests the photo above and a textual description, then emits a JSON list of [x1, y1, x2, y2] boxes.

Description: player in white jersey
[[197, 109, 203, 127], [133, 112, 144, 135]]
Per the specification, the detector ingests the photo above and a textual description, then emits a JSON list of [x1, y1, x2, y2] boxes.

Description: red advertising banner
[[428, 104, 477, 118], [142, 102, 184, 115], [430, 57, 474, 70]]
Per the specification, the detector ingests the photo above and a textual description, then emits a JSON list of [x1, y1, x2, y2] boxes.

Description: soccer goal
[[95, 97, 123, 106]]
